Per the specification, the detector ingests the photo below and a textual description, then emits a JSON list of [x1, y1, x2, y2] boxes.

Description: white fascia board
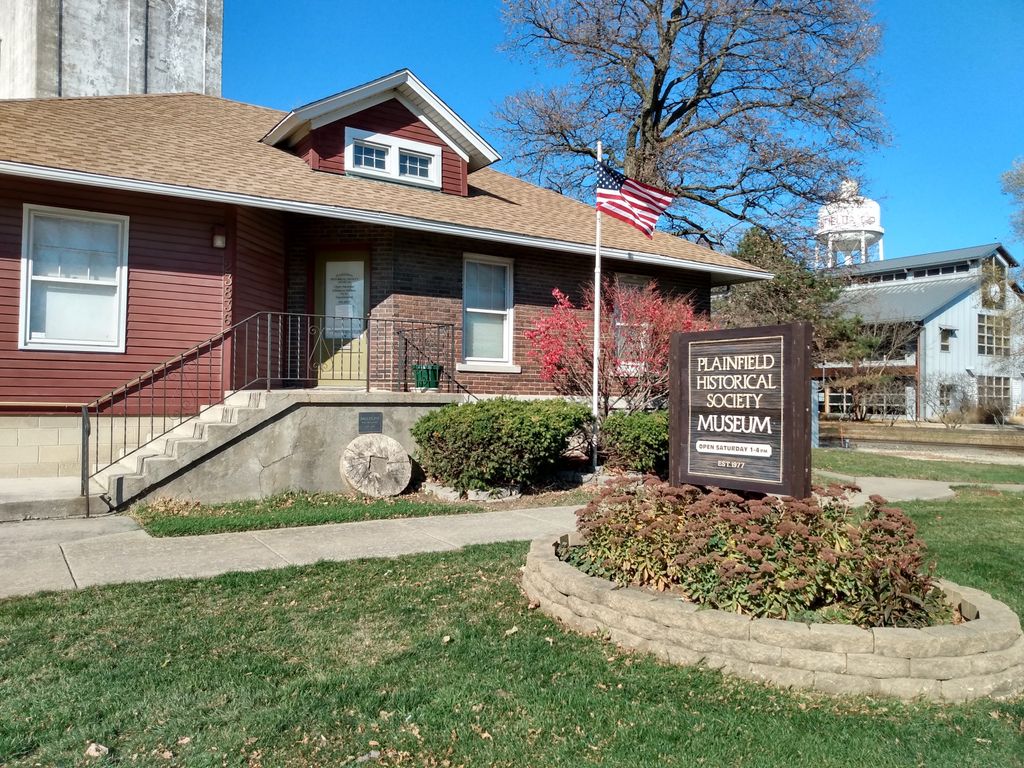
[[396, 71, 500, 167], [0, 160, 770, 283], [261, 69, 500, 168], [302, 91, 470, 163], [392, 93, 470, 163]]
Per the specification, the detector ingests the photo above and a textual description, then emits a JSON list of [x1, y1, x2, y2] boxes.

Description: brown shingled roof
[[0, 93, 766, 281]]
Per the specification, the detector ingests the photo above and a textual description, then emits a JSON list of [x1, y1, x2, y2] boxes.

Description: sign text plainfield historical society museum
[[669, 322, 812, 497]]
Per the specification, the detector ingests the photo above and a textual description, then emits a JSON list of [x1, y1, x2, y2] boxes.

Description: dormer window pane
[[400, 151, 431, 179], [353, 142, 387, 171]]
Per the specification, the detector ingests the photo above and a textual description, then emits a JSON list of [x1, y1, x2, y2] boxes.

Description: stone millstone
[[340, 434, 412, 498]]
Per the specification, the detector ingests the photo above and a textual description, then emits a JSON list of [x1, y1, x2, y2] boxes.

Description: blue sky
[[223, 1, 1023, 260]]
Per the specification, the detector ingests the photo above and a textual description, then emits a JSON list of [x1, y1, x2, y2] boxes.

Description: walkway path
[[0, 506, 577, 600], [2, 475, 1021, 601]]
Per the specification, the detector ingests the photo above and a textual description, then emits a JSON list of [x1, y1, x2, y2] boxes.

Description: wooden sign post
[[669, 322, 812, 497]]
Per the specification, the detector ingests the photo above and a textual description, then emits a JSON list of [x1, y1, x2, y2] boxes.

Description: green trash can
[[412, 363, 442, 389]]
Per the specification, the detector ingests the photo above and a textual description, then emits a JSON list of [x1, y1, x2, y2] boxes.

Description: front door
[[314, 252, 369, 387]]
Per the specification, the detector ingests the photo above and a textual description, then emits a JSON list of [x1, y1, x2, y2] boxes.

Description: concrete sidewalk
[[0, 506, 578, 600], [3, 474, 1020, 601]]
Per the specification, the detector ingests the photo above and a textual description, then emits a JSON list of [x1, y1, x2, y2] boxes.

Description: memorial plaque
[[670, 322, 811, 497], [358, 411, 383, 434]]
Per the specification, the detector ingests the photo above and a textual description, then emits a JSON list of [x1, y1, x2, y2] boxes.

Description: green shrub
[[411, 398, 591, 491], [601, 411, 669, 474], [560, 480, 949, 628]]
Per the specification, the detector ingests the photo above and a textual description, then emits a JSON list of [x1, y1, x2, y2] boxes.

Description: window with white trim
[[614, 273, 653, 374], [19, 205, 129, 353], [344, 127, 442, 189], [353, 141, 387, 171], [399, 150, 431, 179], [939, 327, 955, 352], [463, 254, 513, 364]]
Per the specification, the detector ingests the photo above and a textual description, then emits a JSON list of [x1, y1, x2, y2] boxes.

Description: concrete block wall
[[0, 415, 84, 478], [0, 415, 174, 478], [523, 537, 1024, 702]]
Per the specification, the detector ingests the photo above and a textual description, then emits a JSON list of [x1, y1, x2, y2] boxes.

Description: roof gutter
[[0, 160, 771, 283]]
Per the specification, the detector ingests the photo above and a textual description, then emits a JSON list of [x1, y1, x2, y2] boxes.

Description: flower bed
[[522, 536, 1024, 701]]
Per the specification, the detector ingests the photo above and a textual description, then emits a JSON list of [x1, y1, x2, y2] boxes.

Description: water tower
[[815, 180, 884, 268]]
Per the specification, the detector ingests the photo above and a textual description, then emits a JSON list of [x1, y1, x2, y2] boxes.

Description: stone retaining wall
[[522, 537, 1024, 702]]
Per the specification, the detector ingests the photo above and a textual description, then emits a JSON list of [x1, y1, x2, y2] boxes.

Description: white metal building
[[829, 243, 1022, 421]]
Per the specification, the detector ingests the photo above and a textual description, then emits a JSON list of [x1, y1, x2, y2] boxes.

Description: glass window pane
[[354, 143, 387, 170], [400, 152, 431, 178], [32, 214, 120, 280], [29, 281, 118, 343], [465, 261, 507, 311], [465, 312, 506, 359]]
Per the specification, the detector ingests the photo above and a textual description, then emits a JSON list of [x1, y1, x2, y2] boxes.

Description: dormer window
[[353, 141, 388, 171], [399, 151, 431, 179], [344, 127, 441, 189]]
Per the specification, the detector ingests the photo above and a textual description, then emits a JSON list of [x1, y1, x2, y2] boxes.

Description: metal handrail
[[81, 312, 457, 500]]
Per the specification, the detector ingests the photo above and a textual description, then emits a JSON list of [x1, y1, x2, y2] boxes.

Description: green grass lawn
[[132, 487, 597, 537], [131, 492, 482, 537], [130, 451, 1021, 538], [813, 448, 1024, 484], [3, 489, 1023, 767]]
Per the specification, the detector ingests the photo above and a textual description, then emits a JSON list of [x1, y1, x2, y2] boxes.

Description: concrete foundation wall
[[0, 0, 222, 99], [137, 394, 458, 504], [0, 414, 178, 478], [0, 414, 83, 478]]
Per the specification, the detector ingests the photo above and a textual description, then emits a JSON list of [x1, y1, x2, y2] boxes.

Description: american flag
[[595, 162, 674, 238]]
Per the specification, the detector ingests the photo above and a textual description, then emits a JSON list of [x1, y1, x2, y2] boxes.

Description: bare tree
[[498, 0, 885, 243], [920, 373, 976, 429], [823, 320, 920, 423], [714, 227, 856, 363], [1002, 157, 1024, 241]]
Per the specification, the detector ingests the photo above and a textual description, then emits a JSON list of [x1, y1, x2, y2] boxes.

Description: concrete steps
[[95, 390, 271, 509]]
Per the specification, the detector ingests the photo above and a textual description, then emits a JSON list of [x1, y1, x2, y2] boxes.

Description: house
[[820, 243, 1022, 421], [0, 69, 767, 501]]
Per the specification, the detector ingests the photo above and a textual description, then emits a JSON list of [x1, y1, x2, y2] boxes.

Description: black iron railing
[[81, 312, 457, 498]]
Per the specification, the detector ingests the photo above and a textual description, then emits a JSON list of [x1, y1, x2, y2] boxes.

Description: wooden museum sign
[[669, 322, 812, 497]]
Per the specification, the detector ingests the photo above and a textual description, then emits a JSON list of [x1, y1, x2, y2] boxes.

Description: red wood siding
[[0, 177, 228, 408], [299, 98, 468, 196], [232, 206, 287, 323]]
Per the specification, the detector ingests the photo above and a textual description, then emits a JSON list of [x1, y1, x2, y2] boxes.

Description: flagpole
[[592, 141, 603, 475]]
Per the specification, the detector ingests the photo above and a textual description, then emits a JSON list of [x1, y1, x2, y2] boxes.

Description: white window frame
[[614, 273, 653, 375], [343, 127, 442, 190], [459, 253, 516, 371], [18, 204, 130, 353]]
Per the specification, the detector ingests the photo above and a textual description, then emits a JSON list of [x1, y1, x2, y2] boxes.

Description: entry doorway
[[314, 251, 369, 387]]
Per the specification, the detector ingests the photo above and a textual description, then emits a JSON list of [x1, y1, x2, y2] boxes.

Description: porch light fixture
[[211, 225, 227, 249]]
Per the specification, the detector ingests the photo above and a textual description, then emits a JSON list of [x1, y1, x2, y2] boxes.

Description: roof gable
[[293, 98, 469, 196], [261, 69, 500, 172]]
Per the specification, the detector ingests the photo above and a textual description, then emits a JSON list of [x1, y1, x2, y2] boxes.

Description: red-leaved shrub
[[560, 479, 949, 628]]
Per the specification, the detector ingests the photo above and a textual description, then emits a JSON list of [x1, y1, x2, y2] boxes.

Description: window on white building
[[977, 313, 1010, 356], [462, 254, 513, 364], [939, 327, 955, 352], [19, 205, 129, 352], [977, 375, 1011, 416]]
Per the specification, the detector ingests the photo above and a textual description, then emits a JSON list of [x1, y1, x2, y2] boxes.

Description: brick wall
[[284, 213, 712, 396]]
